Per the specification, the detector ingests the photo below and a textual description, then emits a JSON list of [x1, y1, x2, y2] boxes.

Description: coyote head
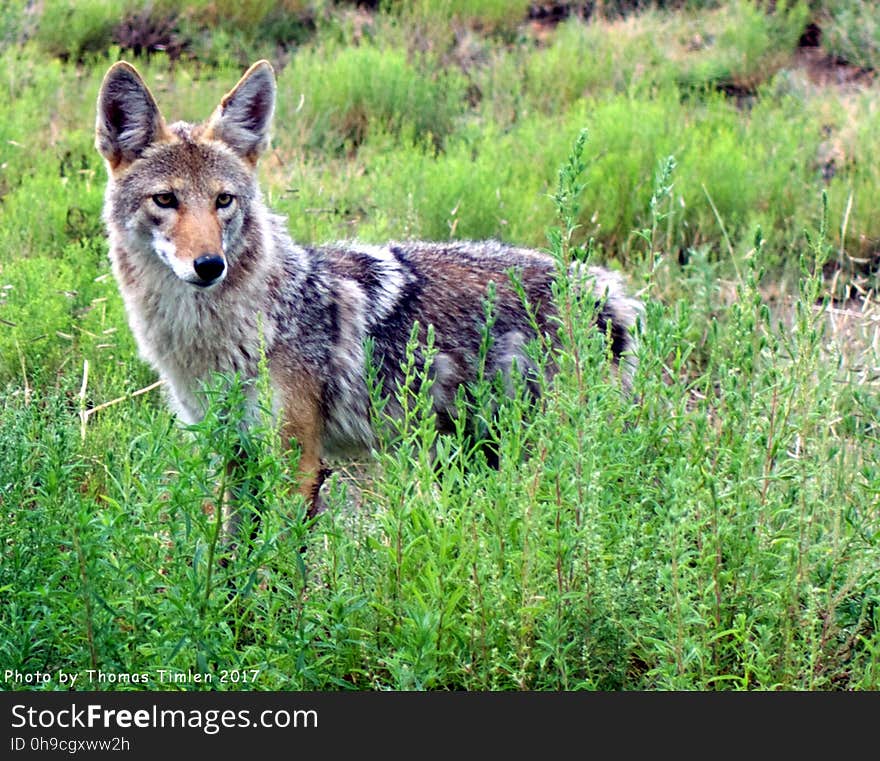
[[96, 60, 276, 289]]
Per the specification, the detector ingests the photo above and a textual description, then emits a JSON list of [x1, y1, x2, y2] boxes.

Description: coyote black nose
[[193, 254, 225, 284]]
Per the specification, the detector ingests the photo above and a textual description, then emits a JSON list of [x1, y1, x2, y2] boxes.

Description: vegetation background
[[0, 0, 877, 690]]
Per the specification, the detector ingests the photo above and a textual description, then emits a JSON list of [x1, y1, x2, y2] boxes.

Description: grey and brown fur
[[96, 60, 642, 521]]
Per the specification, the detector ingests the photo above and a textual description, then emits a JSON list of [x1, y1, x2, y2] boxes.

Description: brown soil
[[795, 46, 876, 88]]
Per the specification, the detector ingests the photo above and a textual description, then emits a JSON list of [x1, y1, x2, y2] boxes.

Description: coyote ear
[[96, 62, 169, 170], [205, 60, 276, 165]]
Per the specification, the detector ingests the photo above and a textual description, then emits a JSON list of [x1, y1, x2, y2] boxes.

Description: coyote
[[95, 60, 641, 520]]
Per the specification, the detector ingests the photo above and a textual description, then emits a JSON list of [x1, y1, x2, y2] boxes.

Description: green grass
[[821, 0, 880, 72], [34, 0, 125, 61], [277, 40, 469, 154], [0, 1, 878, 690], [383, 0, 534, 39], [516, 1, 809, 107]]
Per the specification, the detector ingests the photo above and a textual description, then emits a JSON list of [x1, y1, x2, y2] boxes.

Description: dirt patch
[[795, 46, 876, 88]]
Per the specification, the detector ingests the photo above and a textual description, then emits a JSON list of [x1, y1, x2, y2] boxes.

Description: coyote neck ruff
[[96, 60, 642, 510]]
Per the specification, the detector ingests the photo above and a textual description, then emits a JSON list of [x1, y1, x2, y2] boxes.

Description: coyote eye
[[216, 193, 234, 209], [152, 192, 178, 209]]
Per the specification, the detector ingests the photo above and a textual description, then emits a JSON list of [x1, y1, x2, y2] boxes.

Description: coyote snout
[[192, 254, 226, 285], [96, 58, 643, 531], [151, 230, 227, 287]]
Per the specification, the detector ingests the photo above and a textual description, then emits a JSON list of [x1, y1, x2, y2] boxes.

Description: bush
[[277, 41, 468, 153], [34, 0, 128, 61], [383, 0, 533, 37], [821, 0, 880, 71]]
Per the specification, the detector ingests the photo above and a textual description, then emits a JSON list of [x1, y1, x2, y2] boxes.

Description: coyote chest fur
[[96, 60, 641, 513]]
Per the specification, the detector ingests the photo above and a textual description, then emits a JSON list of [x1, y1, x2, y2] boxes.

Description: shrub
[[821, 0, 880, 71], [34, 0, 128, 61], [276, 40, 468, 153]]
